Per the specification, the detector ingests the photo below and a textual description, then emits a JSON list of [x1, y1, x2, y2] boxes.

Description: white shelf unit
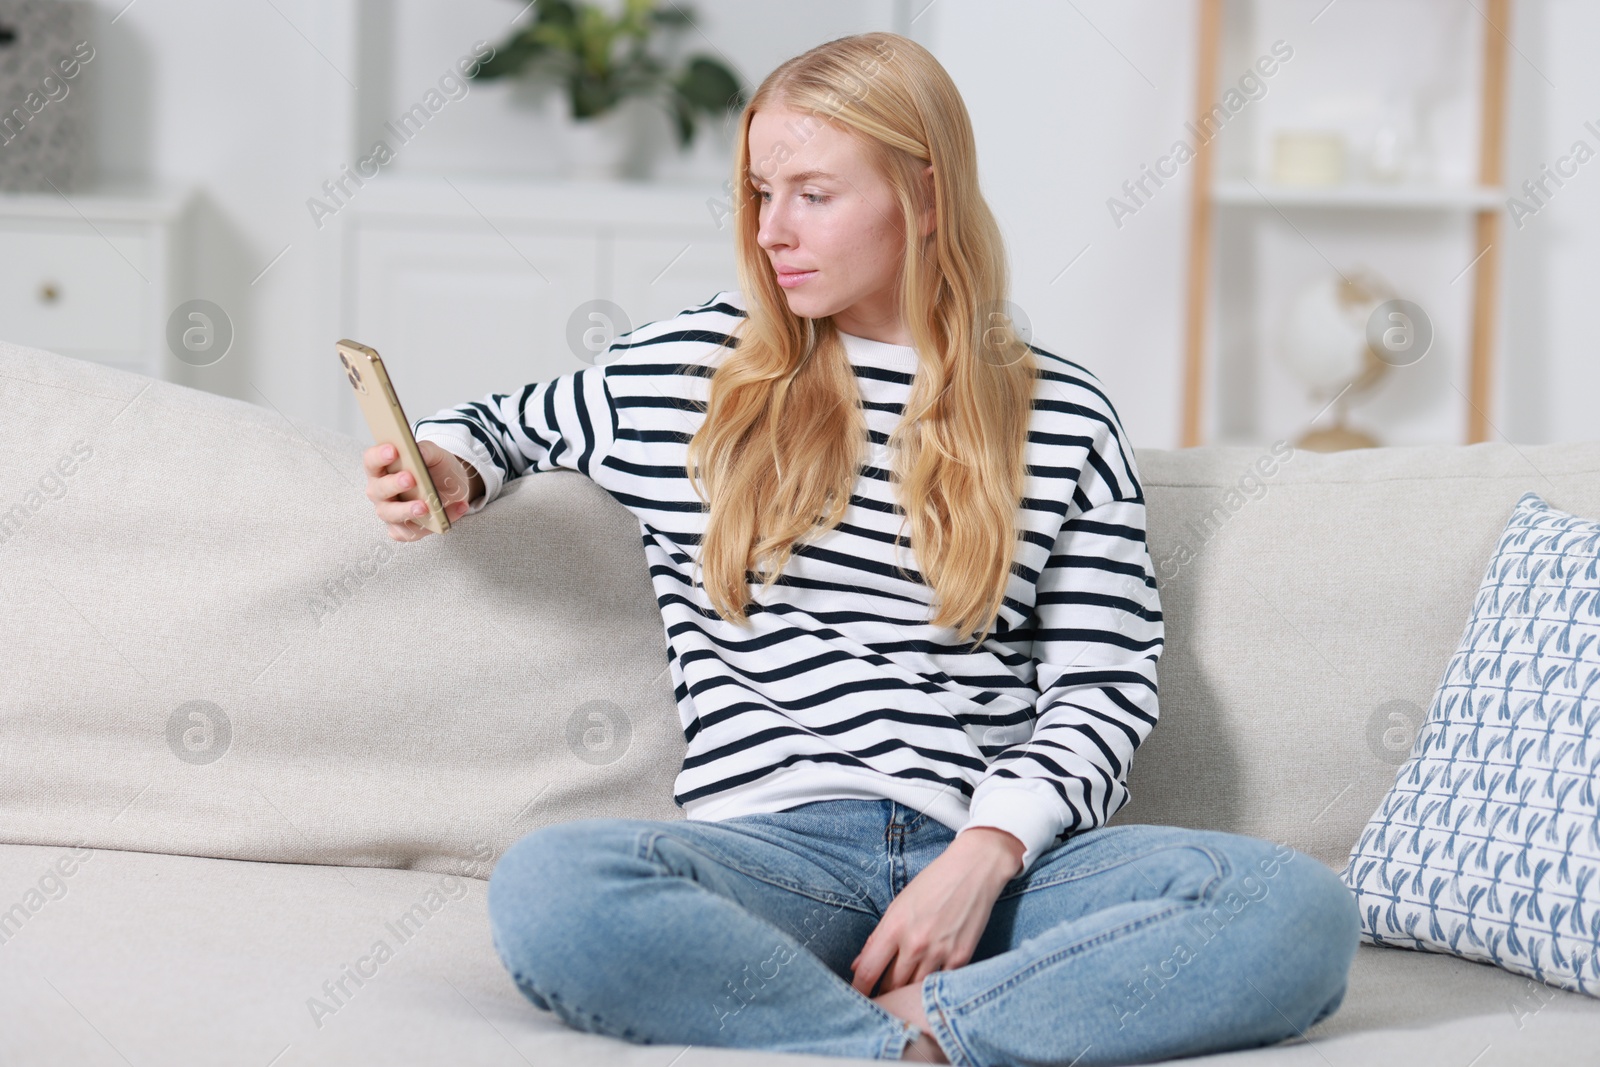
[[1210, 180, 1504, 211], [1180, 0, 1512, 449]]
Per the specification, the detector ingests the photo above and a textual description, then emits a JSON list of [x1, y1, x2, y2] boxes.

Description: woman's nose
[[757, 203, 795, 249]]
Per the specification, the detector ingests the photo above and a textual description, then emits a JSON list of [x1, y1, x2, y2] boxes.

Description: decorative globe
[[1276, 269, 1396, 450]]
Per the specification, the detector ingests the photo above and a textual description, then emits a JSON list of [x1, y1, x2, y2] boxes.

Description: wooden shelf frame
[[1179, 0, 1513, 447]]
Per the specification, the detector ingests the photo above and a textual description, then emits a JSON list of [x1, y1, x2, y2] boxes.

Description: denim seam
[[891, 804, 931, 833], [938, 843, 1232, 1021], [923, 973, 975, 1067], [943, 902, 1196, 1025], [635, 829, 877, 914], [874, 1016, 919, 1060], [542, 986, 642, 1042], [509, 973, 551, 1012], [993, 840, 1227, 902]]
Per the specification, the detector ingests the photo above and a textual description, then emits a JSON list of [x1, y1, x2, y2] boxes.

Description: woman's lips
[[776, 269, 818, 288]]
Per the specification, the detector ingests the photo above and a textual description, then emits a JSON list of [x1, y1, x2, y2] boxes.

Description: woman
[[364, 31, 1358, 1067]]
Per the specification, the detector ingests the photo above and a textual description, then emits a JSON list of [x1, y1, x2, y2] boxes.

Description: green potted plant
[[473, 0, 746, 180]]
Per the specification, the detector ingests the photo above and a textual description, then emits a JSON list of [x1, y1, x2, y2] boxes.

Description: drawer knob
[[39, 282, 61, 304]]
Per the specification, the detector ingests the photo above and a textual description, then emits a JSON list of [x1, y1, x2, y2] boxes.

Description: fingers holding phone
[[422, 440, 482, 515], [365, 440, 473, 541], [339, 338, 459, 538]]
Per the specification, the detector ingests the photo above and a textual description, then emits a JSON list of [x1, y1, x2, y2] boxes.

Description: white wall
[[67, 0, 1599, 448], [1502, 0, 1600, 444], [915, 0, 1196, 450], [86, 0, 359, 430]]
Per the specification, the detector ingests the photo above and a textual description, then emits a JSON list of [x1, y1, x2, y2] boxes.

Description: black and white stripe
[[413, 289, 1163, 875]]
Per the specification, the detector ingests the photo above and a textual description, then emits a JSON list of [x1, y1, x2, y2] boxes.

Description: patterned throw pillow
[[1341, 491, 1600, 996]]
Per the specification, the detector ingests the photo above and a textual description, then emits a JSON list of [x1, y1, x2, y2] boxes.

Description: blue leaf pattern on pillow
[[1341, 491, 1600, 998]]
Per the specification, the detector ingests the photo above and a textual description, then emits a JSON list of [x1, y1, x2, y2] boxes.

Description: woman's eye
[[755, 191, 827, 204]]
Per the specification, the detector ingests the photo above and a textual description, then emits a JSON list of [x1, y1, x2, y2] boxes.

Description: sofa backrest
[[1125, 435, 1600, 868], [2, 339, 1597, 876], [0, 341, 683, 880]]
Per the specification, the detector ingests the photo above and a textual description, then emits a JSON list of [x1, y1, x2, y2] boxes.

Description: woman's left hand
[[849, 827, 1025, 996]]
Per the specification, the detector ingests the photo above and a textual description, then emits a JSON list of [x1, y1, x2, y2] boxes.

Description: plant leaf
[[675, 55, 744, 113]]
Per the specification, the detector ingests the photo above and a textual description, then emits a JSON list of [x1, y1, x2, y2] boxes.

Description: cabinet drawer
[[0, 226, 149, 353]]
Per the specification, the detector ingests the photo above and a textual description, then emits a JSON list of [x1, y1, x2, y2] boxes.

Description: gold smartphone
[[336, 339, 450, 536]]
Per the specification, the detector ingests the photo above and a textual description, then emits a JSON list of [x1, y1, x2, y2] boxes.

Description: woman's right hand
[[364, 439, 478, 541]]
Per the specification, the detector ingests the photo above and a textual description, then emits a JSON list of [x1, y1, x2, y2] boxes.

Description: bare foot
[[872, 982, 950, 1064]]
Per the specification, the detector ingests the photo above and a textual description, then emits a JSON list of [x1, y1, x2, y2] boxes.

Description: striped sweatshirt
[[412, 289, 1163, 876]]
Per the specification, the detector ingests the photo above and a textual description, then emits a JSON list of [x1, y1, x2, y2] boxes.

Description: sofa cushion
[[1340, 491, 1600, 995], [3, 842, 1598, 1065], [1113, 438, 1600, 876]]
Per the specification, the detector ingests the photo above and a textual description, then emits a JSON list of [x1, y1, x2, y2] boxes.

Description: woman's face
[[747, 106, 933, 346]]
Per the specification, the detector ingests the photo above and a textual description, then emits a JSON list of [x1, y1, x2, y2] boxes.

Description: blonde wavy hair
[[685, 31, 1037, 650]]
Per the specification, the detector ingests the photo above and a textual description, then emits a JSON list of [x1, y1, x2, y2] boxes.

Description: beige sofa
[[1, 337, 1597, 1065]]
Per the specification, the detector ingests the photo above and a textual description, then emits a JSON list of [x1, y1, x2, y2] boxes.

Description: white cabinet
[[342, 175, 736, 436], [0, 183, 194, 379]]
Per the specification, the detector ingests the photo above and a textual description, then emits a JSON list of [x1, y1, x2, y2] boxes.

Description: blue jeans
[[486, 799, 1358, 1066]]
